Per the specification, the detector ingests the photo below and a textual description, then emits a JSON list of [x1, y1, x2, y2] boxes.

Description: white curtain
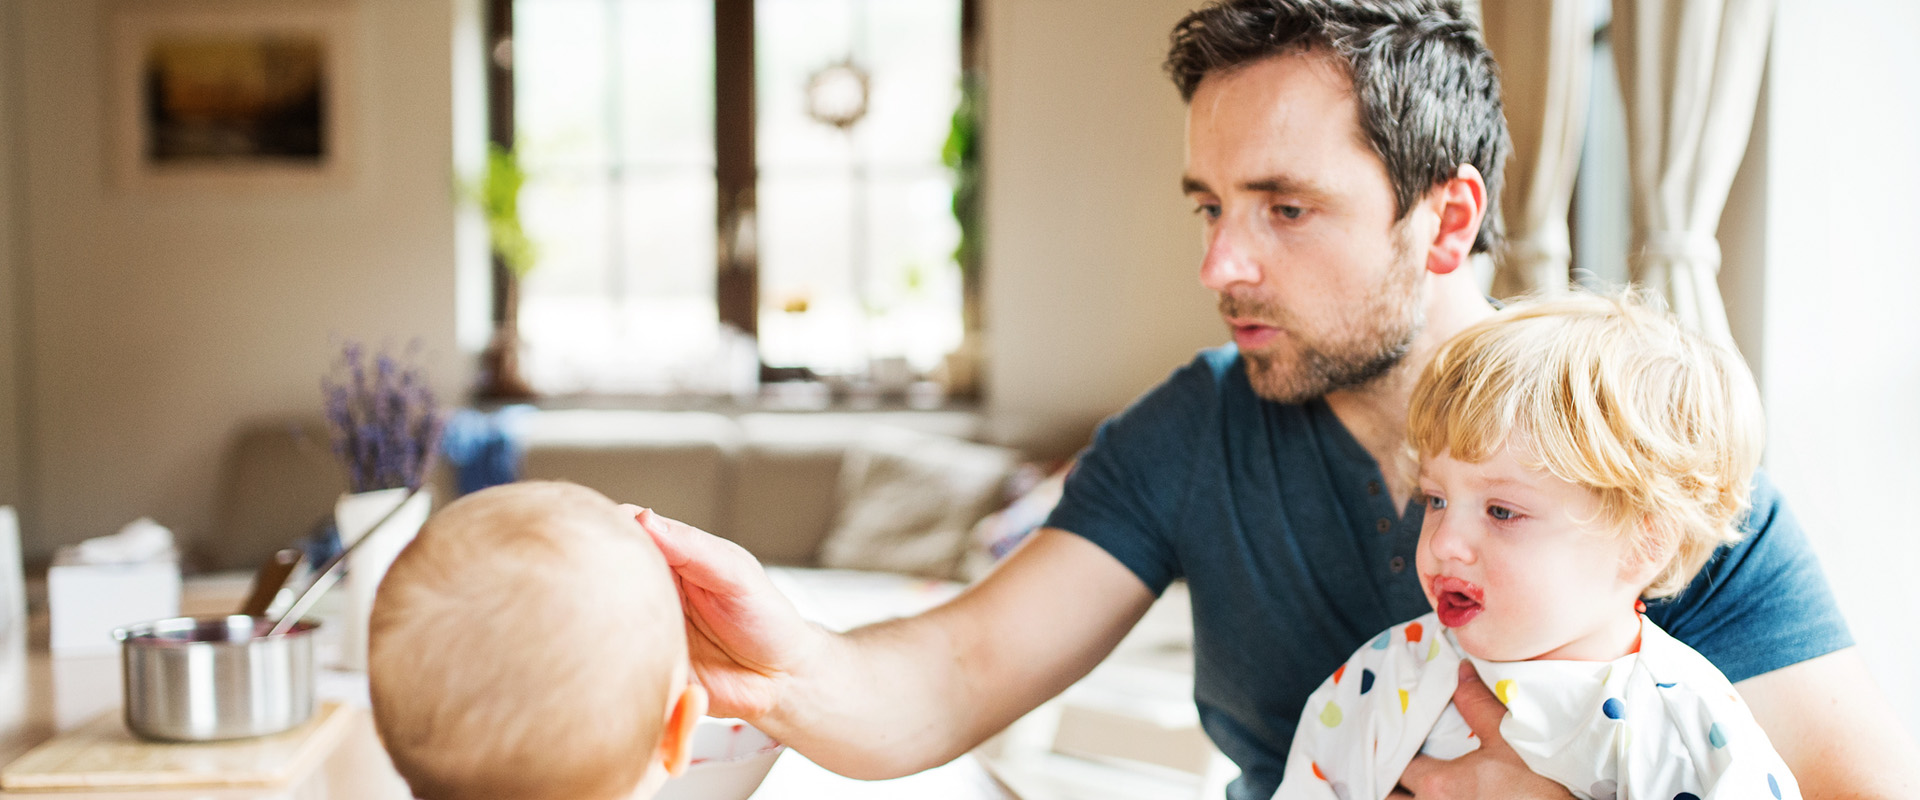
[[1481, 0, 1593, 299], [1612, 0, 1773, 346]]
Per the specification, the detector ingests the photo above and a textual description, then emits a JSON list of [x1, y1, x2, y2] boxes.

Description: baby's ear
[[660, 681, 709, 776]]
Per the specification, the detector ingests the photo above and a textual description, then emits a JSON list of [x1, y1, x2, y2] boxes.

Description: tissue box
[[48, 552, 181, 656]]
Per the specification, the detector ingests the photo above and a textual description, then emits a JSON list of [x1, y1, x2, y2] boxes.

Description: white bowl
[[654, 718, 786, 800]]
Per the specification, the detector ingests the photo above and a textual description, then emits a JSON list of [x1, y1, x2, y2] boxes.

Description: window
[[504, 0, 967, 397], [1570, 2, 1630, 290]]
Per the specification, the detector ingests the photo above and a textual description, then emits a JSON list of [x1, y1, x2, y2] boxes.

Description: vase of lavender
[[323, 341, 444, 670]]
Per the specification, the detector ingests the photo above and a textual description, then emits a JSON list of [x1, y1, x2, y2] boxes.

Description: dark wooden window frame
[[485, 0, 979, 390]]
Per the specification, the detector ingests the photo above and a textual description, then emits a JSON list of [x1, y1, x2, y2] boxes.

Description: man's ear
[[1424, 163, 1489, 276], [660, 681, 709, 777]]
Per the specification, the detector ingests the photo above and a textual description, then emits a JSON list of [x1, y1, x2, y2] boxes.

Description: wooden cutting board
[[0, 702, 353, 791]]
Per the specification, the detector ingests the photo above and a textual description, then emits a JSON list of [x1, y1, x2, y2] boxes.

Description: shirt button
[[1367, 480, 1382, 496], [1375, 518, 1391, 534], [1389, 556, 1407, 573]]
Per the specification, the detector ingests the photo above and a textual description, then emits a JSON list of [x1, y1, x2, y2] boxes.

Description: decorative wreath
[[804, 58, 871, 131]]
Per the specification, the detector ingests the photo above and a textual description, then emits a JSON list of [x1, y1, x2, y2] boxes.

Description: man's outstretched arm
[[637, 510, 1158, 780]]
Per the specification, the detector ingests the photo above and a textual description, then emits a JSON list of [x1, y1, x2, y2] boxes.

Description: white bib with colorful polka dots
[[1272, 612, 1800, 800]]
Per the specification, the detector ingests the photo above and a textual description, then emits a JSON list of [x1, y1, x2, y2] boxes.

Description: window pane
[[521, 169, 724, 394], [520, 171, 612, 296], [521, 293, 726, 394], [1573, 34, 1630, 290], [516, 0, 720, 394], [757, 171, 858, 371], [621, 170, 717, 300], [516, 0, 614, 168], [863, 173, 961, 370], [755, 0, 962, 378], [618, 0, 715, 167], [512, 0, 960, 392], [756, 0, 857, 168], [860, 0, 960, 164]]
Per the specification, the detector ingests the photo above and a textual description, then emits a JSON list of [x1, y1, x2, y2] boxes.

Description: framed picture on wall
[[106, 0, 358, 192]]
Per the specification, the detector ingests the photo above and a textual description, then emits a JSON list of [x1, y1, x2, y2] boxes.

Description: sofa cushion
[[515, 411, 738, 534], [723, 416, 858, 567], [818, 426, 1019, 580]]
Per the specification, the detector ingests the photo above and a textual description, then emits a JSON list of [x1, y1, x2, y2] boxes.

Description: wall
[[0, 0, 23, 511], [980, 0, 1221, 453], [9, 0, 459, 564], [0, 0, 1222, 565], [1731, 0, 1920, 729]]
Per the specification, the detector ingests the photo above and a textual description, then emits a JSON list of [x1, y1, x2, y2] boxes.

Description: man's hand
[[625, 516, 1153, 779], [1390, 661, 1575, 799], [626, 506, 824, 721]]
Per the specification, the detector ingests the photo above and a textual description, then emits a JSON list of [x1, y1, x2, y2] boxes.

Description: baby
[[1275, 295, 1797, 799], [369, 481, 708, 800]]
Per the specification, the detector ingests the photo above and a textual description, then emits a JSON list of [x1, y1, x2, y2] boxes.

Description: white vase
[[333, 487, 431, 672]]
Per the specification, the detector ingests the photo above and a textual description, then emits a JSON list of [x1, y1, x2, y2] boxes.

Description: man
[[636, 1, 1920, 797]]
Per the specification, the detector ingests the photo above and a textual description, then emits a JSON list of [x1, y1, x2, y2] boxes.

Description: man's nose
[[1199, 222, 1262, 291]]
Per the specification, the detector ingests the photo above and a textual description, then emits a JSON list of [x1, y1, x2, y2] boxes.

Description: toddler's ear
[[1619, 517, 1673, 586], [661, 681, 709, 776]]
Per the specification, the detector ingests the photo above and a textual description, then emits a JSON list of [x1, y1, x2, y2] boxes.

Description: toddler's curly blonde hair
[[1407, 292, 1765, 598]]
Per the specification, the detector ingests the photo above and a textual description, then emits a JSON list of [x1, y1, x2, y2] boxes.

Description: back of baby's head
[[1407, 292, 1765, 598], [369, 481, 685, 800]]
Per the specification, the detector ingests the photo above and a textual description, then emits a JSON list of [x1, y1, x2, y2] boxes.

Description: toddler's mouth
[[1430, 575, 1484, 628]]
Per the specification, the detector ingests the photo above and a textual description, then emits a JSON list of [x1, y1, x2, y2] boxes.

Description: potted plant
[[322, 341, 444, 669], [467, 144, 540, 399]]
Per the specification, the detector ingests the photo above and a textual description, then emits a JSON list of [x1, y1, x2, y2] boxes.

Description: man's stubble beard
[[1230, 228, 1426, 404]]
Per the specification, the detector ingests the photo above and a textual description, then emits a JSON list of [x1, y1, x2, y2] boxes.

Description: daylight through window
[[511, 0, 964, 397]]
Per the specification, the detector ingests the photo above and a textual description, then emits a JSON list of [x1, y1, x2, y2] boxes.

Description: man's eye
[[1193, 204, 1221, 221], [1273, 205, 1304, 220], [1487, 505, 1514, 521]]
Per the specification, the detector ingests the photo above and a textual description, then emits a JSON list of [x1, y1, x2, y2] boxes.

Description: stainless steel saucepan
[[112, 485, 422, 742], [112, 615, 319, 741]]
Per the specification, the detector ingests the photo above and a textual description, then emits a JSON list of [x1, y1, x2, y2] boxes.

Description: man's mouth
[[1429, 575, 1484, 628], [1226, 318, 1281, 350], [1218, 292, 1289, 353]]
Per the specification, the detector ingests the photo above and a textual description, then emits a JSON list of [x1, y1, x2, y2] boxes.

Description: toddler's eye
[[1487, 505, 1514, 521], [1424, 494, 1446, 511]]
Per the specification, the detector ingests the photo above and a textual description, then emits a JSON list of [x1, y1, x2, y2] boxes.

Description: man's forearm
[[1737, 649, 1920, 799], [753, 531, 1157, 780], [756, 611, 998, 779]]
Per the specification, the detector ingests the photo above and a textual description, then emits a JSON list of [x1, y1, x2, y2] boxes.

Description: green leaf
[[460, 144, 541, 278]]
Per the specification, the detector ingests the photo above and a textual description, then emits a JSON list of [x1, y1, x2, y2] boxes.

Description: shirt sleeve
[[1043, 350, 1226, 594], [1647, 470, 1854, 683]]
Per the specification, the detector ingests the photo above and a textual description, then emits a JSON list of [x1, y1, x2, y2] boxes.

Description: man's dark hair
[[1166, 0, 1509, 254]]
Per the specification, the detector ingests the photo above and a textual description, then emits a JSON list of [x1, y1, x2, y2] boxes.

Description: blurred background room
[[0, 0, 1916, 789]]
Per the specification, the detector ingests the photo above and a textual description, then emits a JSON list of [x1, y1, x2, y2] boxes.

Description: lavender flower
[[323, 341, 445, 493]]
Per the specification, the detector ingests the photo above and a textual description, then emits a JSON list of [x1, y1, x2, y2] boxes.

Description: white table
[[0, 567, 1218, 800], [765, 568, 1228, 800], [0, 573, 1019, 800]]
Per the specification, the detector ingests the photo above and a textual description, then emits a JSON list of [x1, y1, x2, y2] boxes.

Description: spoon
[[237, 548, 305, 618], [266, 485, 423, 638]]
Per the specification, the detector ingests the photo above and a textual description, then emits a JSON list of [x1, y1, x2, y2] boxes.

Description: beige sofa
[[209, 409, 1020, 576]]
